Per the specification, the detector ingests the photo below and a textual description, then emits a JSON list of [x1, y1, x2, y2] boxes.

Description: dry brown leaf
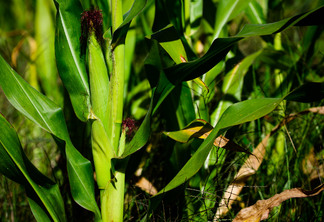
[[214, 134, 270, 220], [213, 135, 251, 154], [214, 106, 324, 221], [302, 148, 324, 182], [310, 164, 324, 181], [135, 177, 158, 195], [308, 107, 324, 115], [232, 184, 324, 222]]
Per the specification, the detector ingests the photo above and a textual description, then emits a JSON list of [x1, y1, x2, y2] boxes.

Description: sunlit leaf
[[211, 50, 263, 125], [110, 0, 147, 48], [120, 5, 324, 161], [54, 0, 91, 122], [235, 5, 324, 37], [149, 25, 188, 64], [0, 55, 101, 219], [245, 1, 266, 24], [154, 97, 282, 199], [164, 119, 251, 154], [214, 0, 254, 39]]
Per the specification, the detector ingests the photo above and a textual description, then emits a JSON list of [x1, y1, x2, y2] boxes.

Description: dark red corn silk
[[122, 118, 137, 136], [80, 9, 104, 55]]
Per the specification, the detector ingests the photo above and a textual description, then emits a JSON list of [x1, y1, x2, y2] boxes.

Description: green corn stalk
[[104, 0, 125, 220], [88, 27, 113, 219], [81, 5, 126, 221], [83, 1, 126, 221]]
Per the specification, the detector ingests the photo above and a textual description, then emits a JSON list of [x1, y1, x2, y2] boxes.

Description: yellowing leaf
[[164, 119, 251, 154]]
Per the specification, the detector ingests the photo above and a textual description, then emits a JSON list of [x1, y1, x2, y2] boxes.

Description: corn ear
[[88, 31, 113, 189], [88, 33, 109, 131]]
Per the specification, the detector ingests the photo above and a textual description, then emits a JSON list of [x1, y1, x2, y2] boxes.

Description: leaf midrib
[[58, 10, 90, 96]]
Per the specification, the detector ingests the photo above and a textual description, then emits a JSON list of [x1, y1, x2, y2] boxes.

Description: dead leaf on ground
[[135, 177, 158, 195], [302, 147, 324, 183], [214, 106, 324, 221], [232, 184, 324, 222], [214, 134, 270, 220]]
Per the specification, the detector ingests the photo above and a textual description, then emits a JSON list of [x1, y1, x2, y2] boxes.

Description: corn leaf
[[0, 114, 66, 222], [110, 0, 148, 48], [245, 1, 266, 24], [236, 5, 324, 37], [149, 25, 188, 64], [54, 0, 91, 122], [214, 0, 254, 39], [211, 50, 263, 125], [155, 98, 282, 196], [0, 56, 101, 219], [148, 81, 323, 219], [118, 5, 324, 162], [164, 119, 250, 154]]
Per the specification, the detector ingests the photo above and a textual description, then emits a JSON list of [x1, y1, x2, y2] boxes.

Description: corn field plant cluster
[[0, 0, 324, 221]]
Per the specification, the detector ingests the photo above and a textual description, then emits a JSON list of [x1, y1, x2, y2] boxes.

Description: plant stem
[[102, 0, 125, 221], [183, 0, 191, 43], [108, 0, 125, 153]]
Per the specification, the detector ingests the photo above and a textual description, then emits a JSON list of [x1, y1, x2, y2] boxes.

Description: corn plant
[[1, 0, 324, 221]]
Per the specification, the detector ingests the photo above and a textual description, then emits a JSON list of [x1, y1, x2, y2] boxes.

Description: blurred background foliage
[[0, 0, 323, 221]]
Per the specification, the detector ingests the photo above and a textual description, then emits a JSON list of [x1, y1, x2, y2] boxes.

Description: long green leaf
[[149, 25, 188, 64], [236, 5, 324, 37], [110, 0, 147, 48], [35, 0, 61, 104], [0, 55, 101, 219], [149, 81, 323, 217], [211, 50, 263, 125], [155, 98, 282, 196], [213, 0, 254, 39], [245, 1, 266, 24], [54, 0, 91, 122], [0, 114, 66, 222], [119, 5, 324, 160]]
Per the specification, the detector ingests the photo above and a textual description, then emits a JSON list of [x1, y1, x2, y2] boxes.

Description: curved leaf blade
[[54, 0, 91, 122], [164, 119, 213, 143], [118, 5, 324, 161], [211, 50, 263, 125], [149, 25, 188, 64], [214, 0, 253, 39], [155, 97, 282, 196], [0, 114, 66, 222], [164, 119, 250, 154], [0, 55, 101, 218], [111, 0, 147, 48], [236, 5, 324, 37]]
